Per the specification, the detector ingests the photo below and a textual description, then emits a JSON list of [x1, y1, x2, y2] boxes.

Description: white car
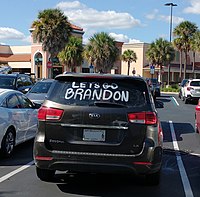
[[182, 79, 200, 104], [0, 88, 40, 157]]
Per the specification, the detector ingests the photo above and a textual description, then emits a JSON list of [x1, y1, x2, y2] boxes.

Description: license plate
[[83, 129, 106, 141]]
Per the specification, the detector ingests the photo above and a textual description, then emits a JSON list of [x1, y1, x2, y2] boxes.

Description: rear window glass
[[190, 81, 200, 86], [30, 82, 52, 93], [0, 76, 15, 88], [49, 78, 148, 107]]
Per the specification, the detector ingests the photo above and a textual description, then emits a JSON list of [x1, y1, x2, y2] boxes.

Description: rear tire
[[36, 167, 55, 181], [1, 128, 15, 158], [145, 170, 160, 186]]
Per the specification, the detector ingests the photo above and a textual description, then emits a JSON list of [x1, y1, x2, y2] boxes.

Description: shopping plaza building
[[1, 23, 200, 83]]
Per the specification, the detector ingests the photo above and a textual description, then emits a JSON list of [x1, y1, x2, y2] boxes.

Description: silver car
[[26, 79, 54, 104], [0, 88, 40, 157]]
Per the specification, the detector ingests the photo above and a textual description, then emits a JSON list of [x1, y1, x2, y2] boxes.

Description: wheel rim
[[5, 132, 15, 154]]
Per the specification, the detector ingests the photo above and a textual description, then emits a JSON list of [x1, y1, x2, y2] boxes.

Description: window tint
[[7, 94, 21, 108], [190, 81, 200, 86], [17, 77, 23, 86], [30, 82, 52, 93], [1, 98, 7, 108], [49, 78, 147, 107], [0, 77, 15, 88], [17, 94, 33, 108]]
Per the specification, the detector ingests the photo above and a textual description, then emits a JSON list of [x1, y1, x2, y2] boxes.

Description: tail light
[[196, 99, 200, 111], [128, 112, 157, 125], [187, 87, 194, 91], [38, 106, 64, 121]]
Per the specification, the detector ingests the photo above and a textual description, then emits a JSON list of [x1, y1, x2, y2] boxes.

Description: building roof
[[0, 54, 31, 63], [70, 24, 83, 31]]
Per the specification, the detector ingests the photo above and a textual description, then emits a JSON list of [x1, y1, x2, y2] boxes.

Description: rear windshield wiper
[[89, 101, 127, 108]]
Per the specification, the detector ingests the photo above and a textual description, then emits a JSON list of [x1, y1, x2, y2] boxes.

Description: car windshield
[[0, 77, 15, 88], [49, 78, 148, 107], [30, 82, 52, 93]]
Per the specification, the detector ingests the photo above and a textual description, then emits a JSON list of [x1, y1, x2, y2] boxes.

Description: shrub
[[161, 85, 179, 92]]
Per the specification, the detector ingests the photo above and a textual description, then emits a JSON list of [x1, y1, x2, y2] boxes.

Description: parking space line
[[169, 120, 193, 197], [0, 160, 34, 183], [171, 96, 179, 106]]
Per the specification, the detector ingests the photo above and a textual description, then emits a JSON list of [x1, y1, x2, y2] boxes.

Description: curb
[[161, 92, 178, 94]]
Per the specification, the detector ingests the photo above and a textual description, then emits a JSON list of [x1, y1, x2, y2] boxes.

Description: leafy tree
[[146, 38, 175, 82], [121, 49, 137, 75], [173, 38, 183, 80], [58, 36, 84, 72], [84, 32, 119, 73], [173, 21, 198, 79], [31, 8, 72, 59]]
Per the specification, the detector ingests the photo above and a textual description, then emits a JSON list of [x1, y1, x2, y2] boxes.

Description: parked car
[[26, 79, 54, 104], [150, 78, 161, 97], [195, 99, 200, 134], [181, 79, 200, 104], [146, 78, 161, 100], [0, 73, 33, 93], [34, 73, 163, 185], [178, 79, 188, 100], [0, 89, 41, 157]]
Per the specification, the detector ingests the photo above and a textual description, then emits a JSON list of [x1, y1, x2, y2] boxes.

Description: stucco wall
[[10, 46, 31, 54], [121, 43, 149, 76], [9, 62, 31, 68]]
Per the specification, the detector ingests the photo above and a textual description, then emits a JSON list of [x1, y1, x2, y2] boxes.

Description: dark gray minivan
[[33, 73, 163, 185]]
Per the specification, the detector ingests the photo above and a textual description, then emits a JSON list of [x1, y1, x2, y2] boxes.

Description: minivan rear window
[[190, 81, 200, 86], [49, 78, 147, 107]]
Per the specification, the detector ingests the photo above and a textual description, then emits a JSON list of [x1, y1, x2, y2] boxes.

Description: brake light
[[128, 112, 157, 124], [132, 161, 152, 165], [35, 156, 53, 161], [38, 106, 64, 121], [187, 87, 194, 91], [196, 105, 200, 111]]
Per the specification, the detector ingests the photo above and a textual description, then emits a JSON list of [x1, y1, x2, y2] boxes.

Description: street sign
[[47, 61, 52, 69], [89, 64, 94, 73], [150, 65, 155, 74]]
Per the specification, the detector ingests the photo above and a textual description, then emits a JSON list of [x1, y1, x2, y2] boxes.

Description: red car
[[195, 99, 200, 133]]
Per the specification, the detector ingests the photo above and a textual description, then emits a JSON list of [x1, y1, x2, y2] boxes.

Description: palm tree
[[146, 38, 175, 83], [121, 49, 137, 75], [173, 38, 183, 81], [83, 44, 95, 68], [173, 21, 198, 79], [58, 36, 84, 72], [31, 8, 72, 60], [84, 32, 119, 73], [190, 31, 200, 78]]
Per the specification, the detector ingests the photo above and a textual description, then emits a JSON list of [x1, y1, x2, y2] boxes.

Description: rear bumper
[[33, 140, 162, 175], [186, 95, 200, 101]]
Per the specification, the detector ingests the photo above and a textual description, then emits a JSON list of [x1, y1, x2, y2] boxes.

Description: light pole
[[165, 2, 177, 86]]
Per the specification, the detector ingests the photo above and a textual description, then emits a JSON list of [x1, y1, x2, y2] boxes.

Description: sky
[[1, 0, 200, 46]]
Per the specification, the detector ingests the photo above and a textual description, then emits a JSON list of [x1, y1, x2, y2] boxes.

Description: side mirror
[[24, 87, 31, 93]]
